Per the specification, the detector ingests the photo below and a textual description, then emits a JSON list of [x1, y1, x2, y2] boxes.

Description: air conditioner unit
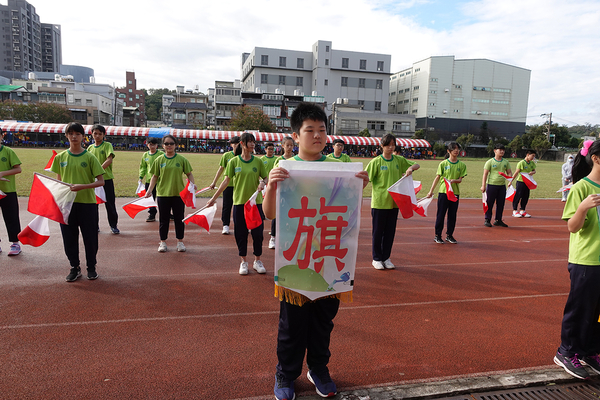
[[444, 88, 449, 92]]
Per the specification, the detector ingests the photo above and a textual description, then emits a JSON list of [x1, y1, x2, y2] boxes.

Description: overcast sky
[[29, 0, 600, 127]]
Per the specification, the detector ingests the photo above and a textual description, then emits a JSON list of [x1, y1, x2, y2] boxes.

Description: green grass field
[[10, 147, 565, 200]]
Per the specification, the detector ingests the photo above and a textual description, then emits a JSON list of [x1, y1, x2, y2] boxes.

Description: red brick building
[[116, 71, 145, 126]]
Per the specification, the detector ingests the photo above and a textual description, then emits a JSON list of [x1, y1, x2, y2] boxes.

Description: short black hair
[[290, 102, 327, 134], [229, 136, 240, 144], [91, 124, 106, 135], [65, 122, 85, 135], [526, 149, 536, 156], [380, 133, 396, 147], [265, 142, 274, 148], [147, 137, 159, 144], [332, 139, 345, 145], [494, 143, 505, 150], [162, 134, 177, 145]]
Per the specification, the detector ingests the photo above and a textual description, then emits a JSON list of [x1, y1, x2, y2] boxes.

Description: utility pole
[[540, 113, 554, 145]]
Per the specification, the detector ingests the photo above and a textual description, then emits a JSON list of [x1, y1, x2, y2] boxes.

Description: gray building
[[332, 102, 415, 138], [213, 80, 241, 130], [241, 40, 391, 115]]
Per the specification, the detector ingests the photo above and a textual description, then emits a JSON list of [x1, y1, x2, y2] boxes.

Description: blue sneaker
[[307, 369, 337, 398], [274, 373, 295, 400]]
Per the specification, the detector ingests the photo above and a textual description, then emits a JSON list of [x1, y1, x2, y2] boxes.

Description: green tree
[[480, 121, 489, 144], [144, 88, 173, 121], [486, 139, 495, 156], [0, 101, 72, 123], [530, 136, 552, 159], [456, 134, 474, 152], [508, 135, 522, 153], [358, 128, 370, 137], [433, 142, 446, 157], [413, 129, 426, 139], [229, 105, 276, 132]]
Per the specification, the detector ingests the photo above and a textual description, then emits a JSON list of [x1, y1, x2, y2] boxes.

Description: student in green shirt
[[553, 139, 600, 380], [138, 137, 162, 222], [327, 138, 352, 162], [267, 137, 295, 253], [87, 124, 119, 234], [209, 136, 240, 235], [366, 133, 419, 270], [51, 122, 105, 282], [0, 128, 22, 256], [481, 143, 512, 227], [261, 142, 278, 250], [511, 150, 537, 218]]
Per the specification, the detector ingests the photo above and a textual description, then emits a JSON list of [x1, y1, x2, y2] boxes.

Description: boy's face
[[494, 148, 505, 158], [266, 146, 274, 157], [66, 130, 83, 146], [282, 140, 294, 154], [333, 143, 344, 155], [92, 129, 104, 143], [293, 119, 327, 156], [147, 141, 158, 151], [526, 153, 535, 161]]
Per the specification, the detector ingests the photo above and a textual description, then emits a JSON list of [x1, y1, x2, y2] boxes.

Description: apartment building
[[116, 71, 146, 126], [162, 86, 208, 128], [213, 80, 241, 129]]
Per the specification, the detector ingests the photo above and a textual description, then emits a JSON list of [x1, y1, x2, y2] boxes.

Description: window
[[135, 94, 139, 99], [377, 61, 384, 71], [325, 59, 329, 66], [455, 84, 462, 89], [473, 98, 490, 103], [367, 120, 385, 130], [296, 77, 303, 86], [261, 55, 268, 65], [493, 88, 510, 93], [454, 97, 464, 101], [375, 101, 381, 111], [430, 90, 437, 94], [429, 102, 435, 106], [430, 78, 438, 82], [86, 99, 93, 105], [413, 98, 419, 102], [340, 119, 359, 129], [341, 77, 348, 87], [415, 68, 420, 72], [325, 45, 330, 52], [454, 109, 460, 113], [404, 88, 410, 93], [279, 75, 286, 85], [359, 78, 365, 88], [393, 121, 410, 131], [324, 79, 328, 86], [297, 58, 304, 69], [492, 100, 509, 104], [403, 99, 409, 103], [342, 58, 349, 68], [413, 86, 419, 90], [376, 80, 382, 89], [412, 109, 418, 113], [261, 74, 268, 84], [128, 80, 132, 84], [358, 100, 364, 107], [128, 89, 132, 93], [360, 59, 367, 70], [473, 86, 491, 91], [279, 57, 286, 67]]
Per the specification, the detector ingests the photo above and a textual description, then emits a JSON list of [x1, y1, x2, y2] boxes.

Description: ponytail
[[572, 140, 600, 183]]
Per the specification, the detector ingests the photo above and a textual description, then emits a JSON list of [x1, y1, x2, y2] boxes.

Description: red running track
[[0, 197, 569, 399]]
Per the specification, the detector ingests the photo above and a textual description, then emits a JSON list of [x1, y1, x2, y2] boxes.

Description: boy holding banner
[[264, 103, 369, 400], [51, 122, 105, 281]]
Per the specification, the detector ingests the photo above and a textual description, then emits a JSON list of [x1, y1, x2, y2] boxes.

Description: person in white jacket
[[561, 155, 574, 201]]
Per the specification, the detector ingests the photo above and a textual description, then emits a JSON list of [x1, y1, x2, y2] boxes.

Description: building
[[241, 40, 391, 115], [332, 102, 415, 138], [389, 56, 531, 141], [0, 0, 61, 76], [116, 71, 146, 126], [213, 80, 241, 130], [162, 86, 208, 129]]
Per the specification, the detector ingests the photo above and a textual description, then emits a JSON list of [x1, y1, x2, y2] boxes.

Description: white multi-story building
[[241, 40, 391, 116], [389, 56, 531, 140]]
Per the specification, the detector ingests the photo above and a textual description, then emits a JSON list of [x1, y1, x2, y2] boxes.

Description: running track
[[0, 197, 570, 399]]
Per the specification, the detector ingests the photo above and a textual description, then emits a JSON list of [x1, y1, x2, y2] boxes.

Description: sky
[[27, 0, 600, 127]]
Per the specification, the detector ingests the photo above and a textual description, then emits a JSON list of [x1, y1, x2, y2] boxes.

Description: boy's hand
[[69, 184, 83, 192], [355, 171, 369, 189], [403, 168, 414, 177], [0, 177, 8, 182], [580, 194, 600, 211], [480, 185, 486, 193], [268, 167, 289, 185], [426, 191, 433, 198], [206, 198, 216, 208]]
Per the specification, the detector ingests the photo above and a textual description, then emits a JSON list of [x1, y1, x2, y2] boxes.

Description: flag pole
[[182, 203, 211, 222], [122, 197, 154, 207], [34, 172, 72, 187]]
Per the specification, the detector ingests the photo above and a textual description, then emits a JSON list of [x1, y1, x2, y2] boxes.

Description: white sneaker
[[268, 237, 276, 249], [158, 242, 167, 252], [383, 259, 396, 269], [222, 225, 230, 235], [512, 210, 522, 218], [253, 260, 266, 274], [372, 260, 385, 270], [177, 242, 186, 252], [239, 261, 249, 275], [520, 210, 531, 218]]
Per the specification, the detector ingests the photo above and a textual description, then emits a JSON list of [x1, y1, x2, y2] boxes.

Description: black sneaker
[[554, 351, 590, 379], [87, 268, 99, 280], [146, 216, 156, 222], [110, 227, 120, 234], [445, 235, 458, 244], [274, 373, 295, 400], [66, 267, 81, 282], [581, 354, 600, 374], [493, 220, 508, 227], [434, 235, 444, 244], [484, 219, 492, 227]]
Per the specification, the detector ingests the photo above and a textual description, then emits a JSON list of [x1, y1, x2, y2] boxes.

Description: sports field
[[11, 147, 566, 199]]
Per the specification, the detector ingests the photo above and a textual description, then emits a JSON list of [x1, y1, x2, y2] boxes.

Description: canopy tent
[[0, 122, 431, 148]]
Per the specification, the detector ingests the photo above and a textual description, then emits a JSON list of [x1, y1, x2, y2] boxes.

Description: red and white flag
[[443, 178, 458, 202], [44, 150, 57, 172], [557, 183, 572, 193], [413, 180, 422, 194], [244, 190, 263, 230], [498, 171, 512, 180], [136, 181, 146, 197], [122, 197, 158, 219], [95, 185, 106, 204], [506, 185, 515, 202], [521, 172, 538, 190], [414, 196, 433, 217], [27, 173, 76, 225], [184, 204, 217, 233], [0, 189, 6, 199], [388, 175, 418, 219], [180, 180, 196, 209], [482, 192, 489, 214], [17, 215, 50, 247]]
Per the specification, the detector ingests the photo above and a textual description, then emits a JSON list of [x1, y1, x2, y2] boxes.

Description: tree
[[0, 101, 72, 123], [480, 121, 489, 144], [144, 88, 174, 121], [456, 134, 474, 151], [228, 105, 276, 132], [433, 142, 446, 157], [508, 135, 522, 153], [413, 129, 426, 139], [530, 136, 552, 159], [358, 128, 370, 137], [486, 139, 495, 156]]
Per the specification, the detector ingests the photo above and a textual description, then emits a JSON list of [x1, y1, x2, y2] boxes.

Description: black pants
[[157, 196, 185, 241], [232, 204, 264, 257], [513, 181, 530, 211], [371, 208, 398, 262], [435, 193, 459, 236], [485, 184, 506, 221], [0, 191, 21, 242], [271, 218, 276, 237], [144, 182, 157, 218], [276, 298, 340, 381], [101, 179, 119, 228], [221, 186, 234, 227], [59, 202, 98, 269], [558, 263, 600, 357]]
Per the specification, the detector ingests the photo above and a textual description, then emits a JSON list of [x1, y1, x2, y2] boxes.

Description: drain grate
[[432, 381, 600, 400]]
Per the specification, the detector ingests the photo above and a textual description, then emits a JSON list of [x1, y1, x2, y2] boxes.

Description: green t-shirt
[[226, 155, 267, 205], [149, 153, 193, 197], [436, 159, 467, 195], [562, 177, 600, 266], [139, 150, 163, 181], [87, 141, 115, 180], [0, 145, 21, 193], [515, 159, 536, 182], [366, 155, 415, 209], [484, 157, 511, 186], [219, 151, 236, 187], [261, 155, 278, 174], [50, 149, 105, 204], [327, 153, 352, 162]]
